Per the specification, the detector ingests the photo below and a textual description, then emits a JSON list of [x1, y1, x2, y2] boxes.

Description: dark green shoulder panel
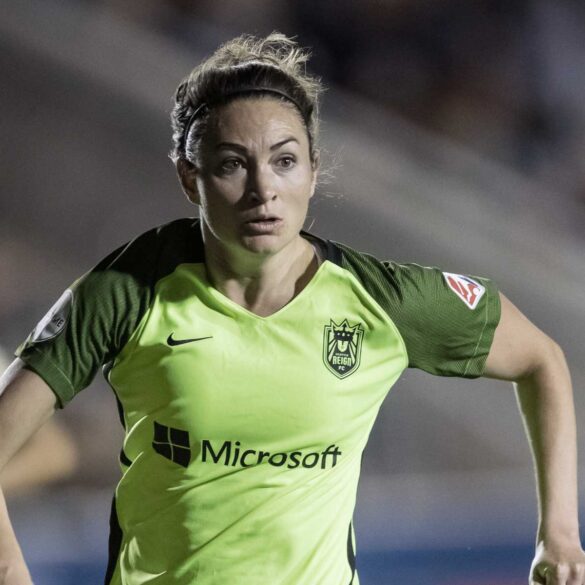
[[16, 218, 204, 406], [332, 241, 501, 378]]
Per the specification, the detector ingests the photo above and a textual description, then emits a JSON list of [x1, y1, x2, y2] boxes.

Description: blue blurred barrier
[[357, 544, 533, 584]]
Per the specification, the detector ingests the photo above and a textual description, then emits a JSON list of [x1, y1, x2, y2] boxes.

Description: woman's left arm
[[484, 292, 585, 585]]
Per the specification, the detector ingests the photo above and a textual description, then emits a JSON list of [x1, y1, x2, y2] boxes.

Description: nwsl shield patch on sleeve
[[442, 272, 485, 310], [31, 289, 73, 342]]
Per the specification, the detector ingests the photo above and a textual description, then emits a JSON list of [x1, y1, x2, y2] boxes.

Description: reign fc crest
[[323, 319, 364, 379]]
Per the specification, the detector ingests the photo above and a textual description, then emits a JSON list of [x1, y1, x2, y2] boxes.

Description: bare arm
[[0, 418, 77, 497], [0, 359, 57, 585], [484, 293, 584, 585]]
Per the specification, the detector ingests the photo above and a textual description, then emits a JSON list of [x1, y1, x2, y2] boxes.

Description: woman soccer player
[[1, 33, 584, 585]]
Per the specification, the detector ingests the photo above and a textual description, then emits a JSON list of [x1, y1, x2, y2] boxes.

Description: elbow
[[541, 336, 566, 368], [517, 335, 567, 383]]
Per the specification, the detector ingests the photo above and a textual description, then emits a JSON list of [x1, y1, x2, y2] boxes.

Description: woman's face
[[187, 97, 317, 258]]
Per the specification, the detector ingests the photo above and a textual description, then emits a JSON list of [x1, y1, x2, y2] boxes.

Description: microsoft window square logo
[[152, 421, 191, 468]]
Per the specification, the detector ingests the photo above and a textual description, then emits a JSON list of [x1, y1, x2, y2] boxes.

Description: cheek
[[279, 165, 313, 191], [199, 175, 243, 208], [287, 172, 315, 206]]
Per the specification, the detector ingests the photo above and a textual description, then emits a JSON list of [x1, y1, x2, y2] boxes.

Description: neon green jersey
[[17, 219, 500, 585]]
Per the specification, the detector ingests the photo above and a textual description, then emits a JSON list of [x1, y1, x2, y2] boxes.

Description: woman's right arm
[[0, 359, 57, 585]]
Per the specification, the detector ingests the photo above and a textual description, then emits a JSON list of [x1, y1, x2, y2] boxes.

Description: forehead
[[206, 97, 308, 147]]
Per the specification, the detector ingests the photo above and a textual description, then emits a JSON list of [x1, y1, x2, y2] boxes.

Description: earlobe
[[176, 159, 200, 205], [309, 176, 317, 199]]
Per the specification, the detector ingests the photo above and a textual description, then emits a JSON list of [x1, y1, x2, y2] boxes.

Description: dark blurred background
[[1, 1, 585, 583]]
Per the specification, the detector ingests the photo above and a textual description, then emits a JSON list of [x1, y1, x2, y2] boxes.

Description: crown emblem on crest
[[323, 319, 364, 379]]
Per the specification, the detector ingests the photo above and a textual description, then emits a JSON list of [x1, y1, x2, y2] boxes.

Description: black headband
[[180, 87, 308, 156]]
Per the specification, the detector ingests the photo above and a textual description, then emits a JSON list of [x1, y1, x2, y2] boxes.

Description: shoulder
[[96, 217, 204, 282], [68, 216, 206, 338], [321, 237, 411, 301], [314, 236, 501, 377], [323, 237, 495, 306]]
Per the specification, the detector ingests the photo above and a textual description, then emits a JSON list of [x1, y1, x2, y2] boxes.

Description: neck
[[202, 228, 319, 317]]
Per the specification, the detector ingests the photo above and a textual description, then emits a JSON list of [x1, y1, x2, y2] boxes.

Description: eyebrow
[[215, 137, 299, 152], [270, 137, 298, 151]]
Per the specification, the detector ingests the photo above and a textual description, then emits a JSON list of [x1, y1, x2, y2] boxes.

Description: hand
[[530, 541, 585, 584]]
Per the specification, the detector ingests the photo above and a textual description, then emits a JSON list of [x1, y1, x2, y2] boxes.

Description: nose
[[246, 163, 277, 203]]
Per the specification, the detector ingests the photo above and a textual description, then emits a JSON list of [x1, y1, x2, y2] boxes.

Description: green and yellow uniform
[[16, 218, 500, 585]]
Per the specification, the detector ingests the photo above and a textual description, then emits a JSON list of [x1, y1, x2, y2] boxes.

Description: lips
[[243, 215, 283, 234], [245, 214, 282, 223]]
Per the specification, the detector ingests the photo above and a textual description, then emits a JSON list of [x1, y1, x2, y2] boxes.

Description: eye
[[276, 155, 296, 169], [220, 158, 244, 173]]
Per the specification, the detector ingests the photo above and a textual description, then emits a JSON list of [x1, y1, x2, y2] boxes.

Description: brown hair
[[169, 33, 323, 166]]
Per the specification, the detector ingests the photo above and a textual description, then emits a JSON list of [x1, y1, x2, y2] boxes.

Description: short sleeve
[[387, 263, 501, 378], [15, 219, 204, 407], [15, 244, 153, 408], [335, 241, 501, 380]]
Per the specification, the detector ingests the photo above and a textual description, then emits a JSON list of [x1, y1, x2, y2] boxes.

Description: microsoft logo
[[152, 421, 191, 468], [151, 426, 343, 472], [202, 439, 342, 469]]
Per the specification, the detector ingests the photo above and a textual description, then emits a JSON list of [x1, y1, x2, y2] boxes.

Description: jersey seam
[[329, 262, 410, 372], [462, 287, 492, 376], [109, 261, 210, 371], [110, 297, 154, 372]]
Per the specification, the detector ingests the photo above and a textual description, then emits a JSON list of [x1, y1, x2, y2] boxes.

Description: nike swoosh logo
[[167, 333, 213, 346]]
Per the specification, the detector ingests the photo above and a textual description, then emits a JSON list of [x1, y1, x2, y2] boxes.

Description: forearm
[[515, 341, 580, 545], [0, 363, 59, 584], [0, 420, 77, 497], [0, 488, 32, 585]]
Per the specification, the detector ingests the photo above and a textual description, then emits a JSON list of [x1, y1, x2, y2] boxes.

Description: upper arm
[[483, 292, 559, 382], [380, 263, 501, 378], [0, 359, 57, 472]]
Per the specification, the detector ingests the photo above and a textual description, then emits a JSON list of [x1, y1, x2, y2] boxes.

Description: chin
[[239, 233, 284, 256]]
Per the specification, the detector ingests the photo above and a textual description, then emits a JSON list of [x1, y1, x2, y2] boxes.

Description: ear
[[309, 151, 320, 199], [176, 158, 200, 205]]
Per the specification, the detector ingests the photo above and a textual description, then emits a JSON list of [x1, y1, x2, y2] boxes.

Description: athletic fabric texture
[[16, 218, 501, 585]]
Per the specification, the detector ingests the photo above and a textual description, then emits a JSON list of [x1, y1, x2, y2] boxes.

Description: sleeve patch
[[442, 272, 485, 310], [30, 289, 73, 342]]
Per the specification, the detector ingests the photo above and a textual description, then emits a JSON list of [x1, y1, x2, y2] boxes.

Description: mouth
[[243, 216, 283, 234]]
